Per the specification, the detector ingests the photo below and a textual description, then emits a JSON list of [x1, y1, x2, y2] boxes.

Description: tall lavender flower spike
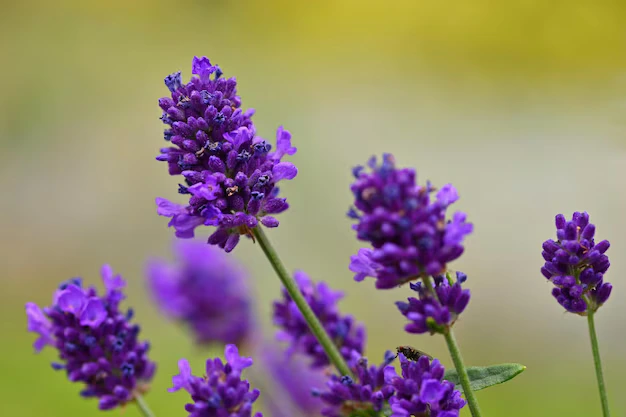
[[384, 354, 466, 417], [541, 212, 612, 314], [156, 56, 298, 252], [259, 343, 326, 417], [25, 266, 155, 410], [169, 344, 262, 417], [315, 351, 396, 417], [146, 239, 252, 345], [273, 270, 366, 368], [396, 271, 470, 334], [348, 154, 473, 289]]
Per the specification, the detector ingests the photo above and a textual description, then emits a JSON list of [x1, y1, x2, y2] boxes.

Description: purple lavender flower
[[273, 271, 366, 368], [25, 266, 155, 410], [396, 272, 470, 334], [315, 351, 396, 417], [541, 212, 612, 314], [169, 344, 262, 417], [156, 56, 297, 252], [348, 154, 473, 289], [146, 239, 252, 346], [259, 343, 326, 417], [384, 354, 465, 417]]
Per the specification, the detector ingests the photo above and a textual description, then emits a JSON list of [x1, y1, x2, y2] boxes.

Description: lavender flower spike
[[396, 271, 470, 334], [25, 266, 155, 410], [273, 271, 366, 368], [146, 239, 252, 346], [169, 344, 262, 417], [349, 154, 473, 289], [541, 212, 612, 314], [156, 56, 298, 252], [315, 351, 396, 417], [385, 354, 466, 417]]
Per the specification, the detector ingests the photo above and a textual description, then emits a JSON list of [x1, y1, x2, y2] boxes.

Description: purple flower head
[[259, 343, 326, 417], [146, 239, 253, 346], [273, 271, 366, 368], [156, 56, 298, 252], [169, 344, 262, 417], [349, 154, 472, 289], [384, 354, 465, 417], [25, 266, 155, 410], [541, 212, 612, 314], [315, 351, 396, 417], [396, 272, 470, 334]]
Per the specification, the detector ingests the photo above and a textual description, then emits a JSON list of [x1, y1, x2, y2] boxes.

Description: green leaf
[[443, 363, 526, 393]]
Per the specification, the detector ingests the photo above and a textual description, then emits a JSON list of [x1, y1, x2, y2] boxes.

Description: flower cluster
[[146, 239, 252, 345], [541, 212, 612, 313], [25, 266, 155, 410], [315, 351, 396, 417], [396, 272, 470, 334], [348, 154, 473, 289], [169, 345, 262, 417], [156, 56, 298, 252], [273, 271, 366, 368], [316, 351, 465, 417], [385, 354, 466, 417]]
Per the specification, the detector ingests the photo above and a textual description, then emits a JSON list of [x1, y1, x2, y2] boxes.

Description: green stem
[[134, 392, 155, 417], [443, 329, 483, 417], [422, 275, 482, 417], [587, 310, 611, 417], [252, 227, 353, 377]]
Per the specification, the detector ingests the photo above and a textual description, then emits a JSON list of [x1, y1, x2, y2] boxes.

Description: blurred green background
[[2, 0, 625, 416]]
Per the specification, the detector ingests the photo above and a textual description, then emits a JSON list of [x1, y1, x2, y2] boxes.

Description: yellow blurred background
[[2, 0, 625, 416]]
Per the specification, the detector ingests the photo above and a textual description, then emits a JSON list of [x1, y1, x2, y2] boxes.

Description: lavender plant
[[541, 212, 612, 417], [168, 344, 262, 417], [25, 266, 156, 412], [25, 55, 618, 417], [146, 239, 252, 346]]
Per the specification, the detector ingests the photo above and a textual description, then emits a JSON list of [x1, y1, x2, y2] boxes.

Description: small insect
[[396, 345, 433, 361], [226, 186, 239, 196], [177, 95, 191, 108]]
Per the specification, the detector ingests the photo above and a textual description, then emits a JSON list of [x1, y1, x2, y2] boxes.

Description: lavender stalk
[[541, 212, 612, 416], [134, 393, 156, 417], [253, 227, 353, 377], [587, 308, 610, 417]]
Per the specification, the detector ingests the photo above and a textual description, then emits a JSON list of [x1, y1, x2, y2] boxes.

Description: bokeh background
[[2, 1, 626, 416]]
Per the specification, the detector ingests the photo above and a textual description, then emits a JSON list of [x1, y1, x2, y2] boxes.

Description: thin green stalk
[[134, 392, 155, 417], [587, 310, 610, 417], [422, 275, 482, 417], [252, 227, 353, 377], [443, 329, 483, 417]]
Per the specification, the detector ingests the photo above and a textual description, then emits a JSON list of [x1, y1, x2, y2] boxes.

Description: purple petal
[[260, 216, 279, 228], [168, 214, 204, 239], [419, 378, 445, 402], [25, 303, 53, 352], [79, 298, 107, 328], [224, 233, 240, 252], [436, 184, 459, 206], [224, 344, 253, 372], [169, 358, 193, 393], [272, 162, 298, 182], [56, 285, 87, 315], [349, 248, 381, 282], [156, 197, 186, 217], [191, 56, 217, 81], [273, 126, 297, 160], [101, 264, 125, 294]]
